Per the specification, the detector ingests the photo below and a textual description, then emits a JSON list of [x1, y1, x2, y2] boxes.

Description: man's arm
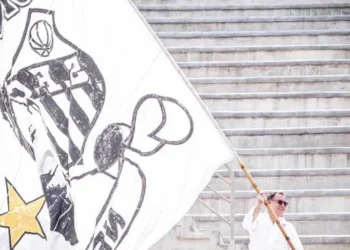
[[242, 192, 265, 231], [252, 202, 262, 221]]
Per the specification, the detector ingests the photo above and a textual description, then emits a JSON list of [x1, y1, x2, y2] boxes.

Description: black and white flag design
[[0, 0, 234, 250]]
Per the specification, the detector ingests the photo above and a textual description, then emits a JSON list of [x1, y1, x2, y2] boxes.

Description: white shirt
[[242, 206, 304, 250]]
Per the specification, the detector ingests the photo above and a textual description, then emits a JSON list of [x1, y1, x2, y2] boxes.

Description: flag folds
[[0, 0, 234, 249]]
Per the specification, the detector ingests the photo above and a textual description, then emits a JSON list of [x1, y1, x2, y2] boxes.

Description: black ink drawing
[[29, 20, 54, 57], [0, 8, 105, 245], [0, 0, 33, 39], [0, 8, 194, 250], [82, 94, 194, 250], [40, 163, 78, 245]]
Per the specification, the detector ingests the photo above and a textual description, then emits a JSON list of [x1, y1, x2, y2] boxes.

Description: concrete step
[[168, 45, 350, 61], [209, 168, 350, 190], [190, 213, 350, 235], [228, 235, 350, 250], [151, 232, 350, 250], [138, 4, 350, 18], [224, 126, 350, 148], [213, 110, 350, 129], [134, 0, 350, 5], [236, 147, 350, 156], [235, 149, 350, 171], [148, 16, 350, 32], [158, 29, 350, 46], [191, 75, 350, 93], [179, 59, 350, 78], [234, 148, 350, 170], [190, 189, 350, 214], [200, 92, 350, 111]]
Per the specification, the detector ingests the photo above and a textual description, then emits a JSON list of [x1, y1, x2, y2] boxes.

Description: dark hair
[[267, 191, 285, 201]]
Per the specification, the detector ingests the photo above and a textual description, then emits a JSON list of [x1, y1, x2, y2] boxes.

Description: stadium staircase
[[133, 0, 350, 249]]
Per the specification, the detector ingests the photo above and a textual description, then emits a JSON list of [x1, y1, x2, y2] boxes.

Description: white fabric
[[0, 0, 234, 250], [243, 206, 304, 250]]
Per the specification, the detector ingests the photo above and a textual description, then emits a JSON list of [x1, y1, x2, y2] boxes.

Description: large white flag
[[0, 0, 234, 249]]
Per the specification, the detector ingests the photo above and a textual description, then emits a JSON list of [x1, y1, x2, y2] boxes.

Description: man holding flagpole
[[243, 191, 304, 250]]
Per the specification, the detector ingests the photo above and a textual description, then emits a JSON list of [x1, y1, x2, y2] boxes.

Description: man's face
[[269, 193, 288, 217]]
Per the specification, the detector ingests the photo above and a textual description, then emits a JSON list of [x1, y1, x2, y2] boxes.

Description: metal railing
[[196, 162, 236, 249]]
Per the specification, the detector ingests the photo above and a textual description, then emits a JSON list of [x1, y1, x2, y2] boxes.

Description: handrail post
[[225, 162, 235, 249]]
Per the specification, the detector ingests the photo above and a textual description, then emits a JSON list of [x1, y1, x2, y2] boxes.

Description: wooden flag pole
[[237, 157, 296, 250]]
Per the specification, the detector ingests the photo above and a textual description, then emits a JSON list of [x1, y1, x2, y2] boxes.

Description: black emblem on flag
[[0, 8, 106, 245], [2, 8, 105, 170]]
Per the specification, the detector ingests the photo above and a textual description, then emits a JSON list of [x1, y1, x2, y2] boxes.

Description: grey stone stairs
[[134, 1, 350, 249]]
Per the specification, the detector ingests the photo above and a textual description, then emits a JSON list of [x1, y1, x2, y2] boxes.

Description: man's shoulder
[[280, 218, 297, 231], [258, 211, 273, 223]]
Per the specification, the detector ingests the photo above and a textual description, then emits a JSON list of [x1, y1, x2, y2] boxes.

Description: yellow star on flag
[[0, 179, 46, 249]]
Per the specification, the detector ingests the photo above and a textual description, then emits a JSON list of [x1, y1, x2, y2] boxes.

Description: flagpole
[[237, 157, 296, 250]]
